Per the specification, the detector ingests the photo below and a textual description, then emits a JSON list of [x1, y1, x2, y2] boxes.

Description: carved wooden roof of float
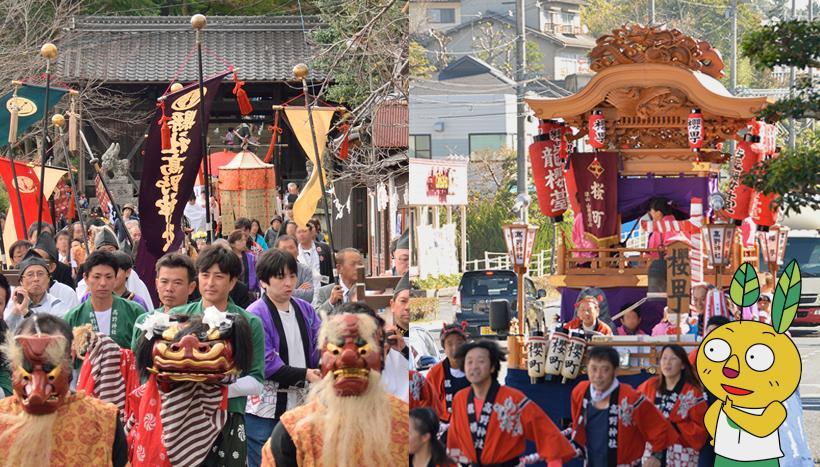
[[525, 25, 771, 158]]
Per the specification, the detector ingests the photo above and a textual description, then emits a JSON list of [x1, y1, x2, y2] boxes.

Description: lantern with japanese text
[[687, 108, 704, 150], [545, 329, 569, 377], [723, 137, 761, 224], [561, 332, 587, 380], [750, 140, 780, 229], [218, 149, 277, 230], [529, 120, 569, 220], [526, 335, 548, 381], [588, 110, 605, 149], [756, 225, 789, 273]]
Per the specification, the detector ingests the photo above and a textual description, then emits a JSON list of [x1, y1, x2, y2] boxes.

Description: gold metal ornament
[[191, 14, 207, 30], [170, 82, 184, 93], [40, 43, 58, 60], [51, 114, 66, 128], [292, 63, 309, 79]]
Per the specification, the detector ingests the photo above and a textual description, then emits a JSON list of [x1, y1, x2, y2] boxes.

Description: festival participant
[[27, 221, 55, 243], [410, 370, 446, 419], [129, 253, 198, 349], [75, 226, 154, 308], [265, 215, 282, 247], [78, 251, 150, 312], [564, 295, 613, 335], [647, 197, 683, 257], [55, 229, 72, 267], [385, 230, 409, 276], [284, 182, 299, 205], [638, 345, 708, 466], [229, 229, 260, 293], [314, 248, 362, 313], [250, 219, 269, 251], [236, 217, 268, 254], [652, 307, 689, 336], [262, 303, 409, 467], [4, 256, 72, 331], [447, 340, 576, 466], [0, 314, 127, 466], [129, 313, 255, 466], [296, 223, 323, 290], [0, 274, 11, 396], [615, 304, 646, 336], [63, 251, 144, 350], [30, 231, 75, 289], [757, 293, 772, 324], [8, 239, 32, 267], [426, 321, 470, 421], [383, 273, 411, 401], [169, 244, 266, 461], [275, 235, 314, 303], [410, 407, 456, 467], [569, 346, 676, 467], [245, 249, 322, 467]]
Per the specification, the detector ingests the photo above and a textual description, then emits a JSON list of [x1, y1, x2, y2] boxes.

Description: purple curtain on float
[[560, 287, 665, 335], [617, 176, 717, 222]]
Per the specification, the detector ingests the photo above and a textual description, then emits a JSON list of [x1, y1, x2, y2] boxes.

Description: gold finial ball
[[40, 43, 58, 60], [191, 14, 207, 30], [292, 63, 309, 79], [52, 114, 66, 128], [170, 82, 184, 92]]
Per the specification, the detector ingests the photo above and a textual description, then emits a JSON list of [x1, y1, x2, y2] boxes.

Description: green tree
[[581, 0, 762, 88], [740, 19, 818, 215], [410, 41, 436, 79]]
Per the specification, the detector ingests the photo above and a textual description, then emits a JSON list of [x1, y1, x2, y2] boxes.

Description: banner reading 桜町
[[570, 152, 619, 246]]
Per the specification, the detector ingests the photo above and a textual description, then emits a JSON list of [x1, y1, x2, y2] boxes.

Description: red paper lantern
[[588, 111, 605, 149], [751, 147, 780, 228], [687, 108, 704, 150], [724, 136, 762, 224], [529, 120, 569, 220]]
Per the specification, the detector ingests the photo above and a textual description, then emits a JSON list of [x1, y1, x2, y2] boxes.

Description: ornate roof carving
[[589, 24, 725, 79]]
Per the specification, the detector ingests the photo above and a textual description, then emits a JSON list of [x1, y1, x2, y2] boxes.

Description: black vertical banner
[[135, 72, 229, 305]]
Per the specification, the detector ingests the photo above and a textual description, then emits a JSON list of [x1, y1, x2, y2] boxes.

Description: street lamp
[[702, 222, 737, 287], [502, 221, 538, 370], [756, 225, 789, 274]]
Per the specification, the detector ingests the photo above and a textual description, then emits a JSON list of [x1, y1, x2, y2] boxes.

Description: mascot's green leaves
[[772, 259, 802, 334], [730, 262, 760, 308]]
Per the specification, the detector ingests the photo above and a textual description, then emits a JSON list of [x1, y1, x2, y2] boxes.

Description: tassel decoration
[[264, 109, 282, 163], [68, 94, 78, 152], [8, 86, 19, 144], [338, 122, 350, 160], [233, 72, 252, 116], [158, 99, 171, 151]]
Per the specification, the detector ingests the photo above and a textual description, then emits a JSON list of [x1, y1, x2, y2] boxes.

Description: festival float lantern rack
[[756, 224, 789, 274], [217, 149, 277, 230], [502, 222, 538, 369]]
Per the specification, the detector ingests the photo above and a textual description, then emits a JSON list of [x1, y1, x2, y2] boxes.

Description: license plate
[[480, 326, 495, 336]]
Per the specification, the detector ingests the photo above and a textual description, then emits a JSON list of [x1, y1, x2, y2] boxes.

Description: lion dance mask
[[127, 312, 253, 467]]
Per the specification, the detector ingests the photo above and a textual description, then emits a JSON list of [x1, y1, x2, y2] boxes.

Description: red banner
[[0, 158, 52, 238], [95, 174, 111, 216], [53, 178, 75, 223], [529, 121, 569, 219], [570, 152, 619, 245], [724, 139, 759, 223]]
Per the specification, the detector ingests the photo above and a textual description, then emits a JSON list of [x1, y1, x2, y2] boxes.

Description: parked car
[[782, 230, 820, 326], [409, 325, 442, 374], [453, 269, 545, 338]]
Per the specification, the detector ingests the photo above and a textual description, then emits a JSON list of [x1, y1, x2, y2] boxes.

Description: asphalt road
[[418, 295, 820, 463]]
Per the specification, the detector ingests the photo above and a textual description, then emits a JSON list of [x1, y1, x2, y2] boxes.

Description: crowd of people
[[0, 187, 415, 466]]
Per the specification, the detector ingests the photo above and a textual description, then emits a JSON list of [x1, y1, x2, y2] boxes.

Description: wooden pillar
[[433, 205, 440, 229], [556, 229, 566, 275]]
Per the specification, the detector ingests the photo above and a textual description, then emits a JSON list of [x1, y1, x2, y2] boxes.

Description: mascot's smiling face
[[319, 313, 384, 397], [696, 320, 800, 407]]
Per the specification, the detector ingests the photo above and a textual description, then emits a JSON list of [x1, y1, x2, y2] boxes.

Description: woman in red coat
[[638, 344, 709, 467]]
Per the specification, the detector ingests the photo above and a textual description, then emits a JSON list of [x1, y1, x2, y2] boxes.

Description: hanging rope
[[157, 99, 171, 151], [264, 109, 282, 164], [232, 71, 252, 116]]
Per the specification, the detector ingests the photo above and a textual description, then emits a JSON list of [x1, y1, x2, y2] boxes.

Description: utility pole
[[515, 0, 527, 197], [649, 0, 656, 24], [788, 0, 797, 150]]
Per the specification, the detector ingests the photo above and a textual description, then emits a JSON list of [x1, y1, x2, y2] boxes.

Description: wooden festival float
[[502, 24, 787, 449]]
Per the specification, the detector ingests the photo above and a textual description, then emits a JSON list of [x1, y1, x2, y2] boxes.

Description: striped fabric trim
[[159, 383, 227, 466], [87, 333, 126, 415]]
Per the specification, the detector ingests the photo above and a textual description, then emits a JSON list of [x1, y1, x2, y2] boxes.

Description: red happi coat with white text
[[447, 384, 576, 466], [570, 381, 677, 466], [409, 370, 446, 420], [637, 378, 709, 450]]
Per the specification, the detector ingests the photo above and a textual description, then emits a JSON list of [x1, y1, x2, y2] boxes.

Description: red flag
[[0, 157, 53, 238]]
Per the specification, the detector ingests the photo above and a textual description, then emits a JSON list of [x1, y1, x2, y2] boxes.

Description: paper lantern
[[218, 149, 277, 230], [687, 108, 704, 150], [561, 332, 587, 380], [527, 335, 548, 379], [724, 139, 760, 223], [529, 120, 569, 220], [588, 110, 605, 149], [751, 147, 780, 229], [545, 329, 569, 376]]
